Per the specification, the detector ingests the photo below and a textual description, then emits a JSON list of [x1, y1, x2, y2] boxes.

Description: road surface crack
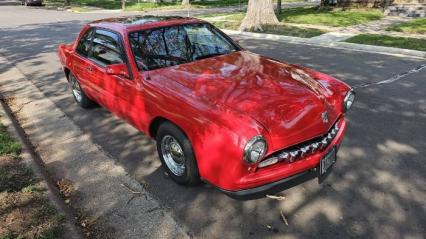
[[354, 63, 426, 88]]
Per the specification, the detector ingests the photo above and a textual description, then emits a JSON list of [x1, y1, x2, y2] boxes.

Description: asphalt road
[[1, 3, 425, 239]]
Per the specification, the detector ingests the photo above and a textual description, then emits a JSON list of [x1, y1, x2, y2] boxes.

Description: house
[[386, 0, 426, 17]]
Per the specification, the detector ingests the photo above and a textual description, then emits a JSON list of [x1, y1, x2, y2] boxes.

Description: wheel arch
[[148, 116, 194, 145], [64, 67, 71, 82]]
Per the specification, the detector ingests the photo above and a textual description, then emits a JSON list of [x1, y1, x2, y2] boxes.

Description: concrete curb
[[223, 29, 426, 59], [0, 55, 190, 238]]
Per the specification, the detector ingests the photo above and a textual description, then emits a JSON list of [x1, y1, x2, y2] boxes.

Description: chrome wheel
[[161, 135, 185, 176], [70, 76, 82, 103]]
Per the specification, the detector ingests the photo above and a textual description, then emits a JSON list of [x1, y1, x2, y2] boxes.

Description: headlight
[[243, 136, 268, 164], [343, 90, 355, 112]]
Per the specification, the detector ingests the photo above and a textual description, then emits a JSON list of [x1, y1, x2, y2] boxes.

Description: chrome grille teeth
[[300, 146, 310, 157], [311, 143, 320, 153], [289, 150, 299, 162], [259, 120, 341, 168], [321, 138, 328, 148], [290, 150, 299, 158], [279, 152, 289, 161]]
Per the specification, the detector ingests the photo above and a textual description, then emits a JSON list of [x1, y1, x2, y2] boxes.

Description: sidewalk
[[223, 14, 426, 59], [308, 16, 426, 43], [0, 55, 190, 239]]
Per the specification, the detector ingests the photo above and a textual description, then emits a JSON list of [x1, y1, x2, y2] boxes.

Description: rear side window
[[89, 30, 124, 66], [76, 28, 94, 57]]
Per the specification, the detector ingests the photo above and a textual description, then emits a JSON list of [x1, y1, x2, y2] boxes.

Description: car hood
[[152, 51, 340, 151]]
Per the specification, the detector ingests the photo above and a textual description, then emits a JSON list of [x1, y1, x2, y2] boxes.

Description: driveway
[[0, 3, 425, 239]]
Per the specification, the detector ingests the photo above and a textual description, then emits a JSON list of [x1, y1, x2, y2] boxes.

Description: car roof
[[89, 15, 207, 34]]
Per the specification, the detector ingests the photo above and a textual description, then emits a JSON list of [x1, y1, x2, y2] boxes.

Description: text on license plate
[[320, 147, 336, 175]]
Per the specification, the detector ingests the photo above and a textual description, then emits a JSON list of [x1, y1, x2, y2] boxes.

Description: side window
[[76, 28, 94, 57], [89, 30, 124, 66]]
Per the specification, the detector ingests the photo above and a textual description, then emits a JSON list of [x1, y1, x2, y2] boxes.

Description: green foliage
[[345, 34, 426, 51], [202, 7, 382, 37], [192, 0, 249, 8], [0, 123, 63, 239], [387, 18, 426, 34], [22, 184, 41, 193], [0, 161, 33, 192], [45, 0, 249, 10], [279, 7, 383, 27], [0, 124, 21, 155]]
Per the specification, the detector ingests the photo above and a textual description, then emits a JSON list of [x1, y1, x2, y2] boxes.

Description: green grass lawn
[[0, 122, 64, 239], [203, 12, 326, 38], [0, 124, 21, 155], [202, 7, 382, 37], [386, 18, 426, 34], [204, 7, 383, 27], [206, 7, 388, 38], [280, 7, 383, 27], [345, 34, 426, 51]]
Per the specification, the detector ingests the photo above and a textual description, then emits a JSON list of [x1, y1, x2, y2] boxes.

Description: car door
[[72, 27, 100, 102], [86, 29, 138, 120]]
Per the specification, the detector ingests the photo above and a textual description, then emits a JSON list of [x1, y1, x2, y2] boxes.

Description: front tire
[[156, 122, 201, 186], [69, 73, 95, 108]]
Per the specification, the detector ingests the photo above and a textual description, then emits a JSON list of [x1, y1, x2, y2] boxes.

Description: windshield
[[129, 23, 240, 71]]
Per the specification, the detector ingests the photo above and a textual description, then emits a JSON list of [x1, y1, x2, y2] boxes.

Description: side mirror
[[106, 63, 130, 79]]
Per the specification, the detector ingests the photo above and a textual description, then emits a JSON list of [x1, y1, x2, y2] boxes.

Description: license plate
[[320, 147, 336, 176]]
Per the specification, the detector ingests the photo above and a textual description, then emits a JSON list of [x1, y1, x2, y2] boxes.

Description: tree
[[277, 0, 282, 14], [122, 0, 126, 10], [240, 0, 278, 32], [182, 0, 190, 6]]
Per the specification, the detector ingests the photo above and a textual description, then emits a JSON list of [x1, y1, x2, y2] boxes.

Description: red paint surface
[[58, 17, 352, 191]]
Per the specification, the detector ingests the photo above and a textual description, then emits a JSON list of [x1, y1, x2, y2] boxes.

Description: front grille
[[258, 119, 341, 168]]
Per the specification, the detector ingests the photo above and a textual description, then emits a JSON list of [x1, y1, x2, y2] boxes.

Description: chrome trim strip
[[258, 119, 341, 168]]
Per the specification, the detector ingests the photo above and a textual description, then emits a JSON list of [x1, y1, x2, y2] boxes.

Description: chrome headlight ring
[[243, 135, 268, 165], [343, 89, 356, 113]]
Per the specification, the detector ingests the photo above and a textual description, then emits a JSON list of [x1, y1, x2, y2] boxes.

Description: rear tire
[[69, 73, 96, 108], [156, 122, 201, 186]]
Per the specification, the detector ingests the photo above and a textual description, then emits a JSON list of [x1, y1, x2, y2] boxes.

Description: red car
[[22, 0, 43, 6], [58, 16, 355, 198]]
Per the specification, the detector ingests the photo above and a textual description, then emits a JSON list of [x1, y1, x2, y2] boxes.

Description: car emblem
[[321, 111, 329, 124]]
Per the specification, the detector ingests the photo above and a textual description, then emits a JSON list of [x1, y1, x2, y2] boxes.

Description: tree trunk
[[239, 0, 279, 32], [182, 0, 190, 5], [277, 0, 282, 14], [122, 0, 126, 10]]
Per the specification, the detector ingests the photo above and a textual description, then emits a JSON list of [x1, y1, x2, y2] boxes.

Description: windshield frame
[[127, 22, 242, 72]]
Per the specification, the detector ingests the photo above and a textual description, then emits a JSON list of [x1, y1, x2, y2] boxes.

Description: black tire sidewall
[[69, 73, 95, 108], [156, 122, 200, 186]]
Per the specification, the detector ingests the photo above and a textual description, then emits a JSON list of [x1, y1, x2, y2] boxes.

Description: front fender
[[143, 80, 270, 190], [188, 110, 270, 190]]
